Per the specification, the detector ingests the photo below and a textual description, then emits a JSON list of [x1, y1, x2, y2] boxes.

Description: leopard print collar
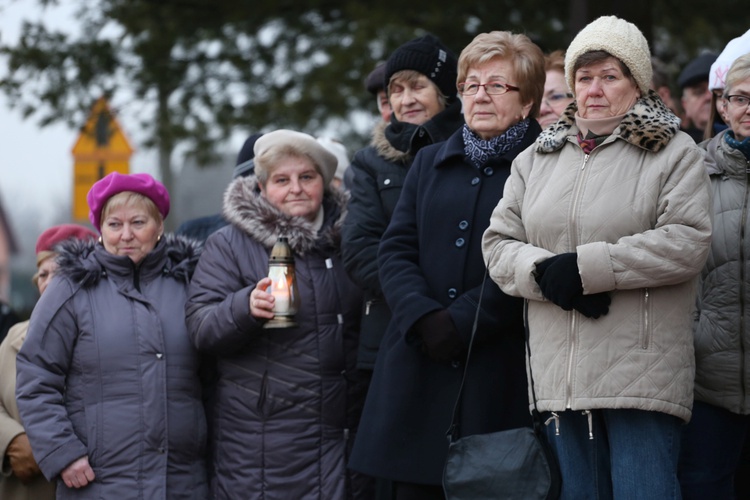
[[535, 90, 681, 154]]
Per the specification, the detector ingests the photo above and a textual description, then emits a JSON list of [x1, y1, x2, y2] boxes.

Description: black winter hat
[[233, 132, 263, 179], [678, 52, 718, 89], [365, 61, 387, 95], [385, 34, 458, 101]]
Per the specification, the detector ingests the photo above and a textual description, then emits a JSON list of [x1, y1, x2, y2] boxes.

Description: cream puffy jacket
[[482, 91, 712, 422]]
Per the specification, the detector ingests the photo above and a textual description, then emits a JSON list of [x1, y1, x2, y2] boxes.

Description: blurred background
[[0, 0, 745, 317]]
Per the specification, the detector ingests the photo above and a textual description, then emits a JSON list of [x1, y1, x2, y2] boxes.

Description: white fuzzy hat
[[253, 129, 338, 186], [709, 28, 750, 91], [565, 16, 652, 94], [316, 137, 350, 182]]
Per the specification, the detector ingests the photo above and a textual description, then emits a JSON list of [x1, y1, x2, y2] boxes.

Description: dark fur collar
[[222, 176, 347, 256], [536, 90, 681, 154], [55, 234, 201, 287]]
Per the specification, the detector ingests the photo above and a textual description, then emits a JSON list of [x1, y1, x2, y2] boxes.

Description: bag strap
[[446, 269, 488, 443], [446, 272, 544, 443]]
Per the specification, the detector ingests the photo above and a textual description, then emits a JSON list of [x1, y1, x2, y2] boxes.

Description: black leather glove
[[571, 292, 611, 319], [535, 253, 583, 311], [412, 310, 464, 362]]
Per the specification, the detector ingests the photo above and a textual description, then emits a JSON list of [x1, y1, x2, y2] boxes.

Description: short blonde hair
[[725, 53, 750, 97], [457, 31, 546, 118], [101, 191, 162, 225], [255, 146, 320, 187]]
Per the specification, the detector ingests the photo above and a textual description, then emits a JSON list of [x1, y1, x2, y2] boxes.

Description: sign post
[[71, 97, 134, 222]]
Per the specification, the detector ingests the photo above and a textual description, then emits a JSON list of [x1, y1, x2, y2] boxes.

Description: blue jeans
[[543, 408, 683, 500], [679, 400, 750, 500]]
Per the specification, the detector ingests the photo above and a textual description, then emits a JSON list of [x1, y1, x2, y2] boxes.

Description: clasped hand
[[535, 253, 610, 319], [6, 433, 41, 484]]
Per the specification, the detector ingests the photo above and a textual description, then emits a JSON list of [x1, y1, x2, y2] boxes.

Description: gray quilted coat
[[693, 130, 750, 414], [16, 236, 208, 499], [185, 177, 370, 499], [482, 91, 712, 422]]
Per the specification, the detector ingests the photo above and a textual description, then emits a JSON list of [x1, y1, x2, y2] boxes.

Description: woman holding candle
[[185, 129, 371, 499]]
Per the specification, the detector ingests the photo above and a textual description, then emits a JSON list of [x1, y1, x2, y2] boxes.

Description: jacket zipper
[[642, 288, 650, 349], [565, 152, 590, 408], [741, 163, 750, 405]]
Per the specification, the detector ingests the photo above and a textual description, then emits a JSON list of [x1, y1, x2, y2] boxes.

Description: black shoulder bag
[[442, 274, 562, 500]]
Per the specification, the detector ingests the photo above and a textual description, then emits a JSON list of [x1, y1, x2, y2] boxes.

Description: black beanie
[[385, 34, 458, 101], [365, 61, 387, 95], [233, 133, 263, 179]]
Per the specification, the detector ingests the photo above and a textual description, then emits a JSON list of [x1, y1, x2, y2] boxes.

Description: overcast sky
[[0, 2, 157, 235]]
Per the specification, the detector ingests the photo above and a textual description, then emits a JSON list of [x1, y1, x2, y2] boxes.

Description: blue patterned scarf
[[463, 119, 530, 168], [724, 131, 750, 161]]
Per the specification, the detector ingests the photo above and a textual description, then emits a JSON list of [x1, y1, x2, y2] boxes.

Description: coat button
[[483, 167, 494, 176], [471, 177, 480, 186], [384, 178, 391, 185], [156, 353, 163, 359], [455, 238, 465, 248], [458, 220, 469, 230], [448, 288, 457, 299]]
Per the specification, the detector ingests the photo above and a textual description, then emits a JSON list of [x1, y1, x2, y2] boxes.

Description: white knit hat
[[565, 16, 652, 94], [316, 137, 350, 182], [709, 28, 750, 91], [253, 129, 338, 186]]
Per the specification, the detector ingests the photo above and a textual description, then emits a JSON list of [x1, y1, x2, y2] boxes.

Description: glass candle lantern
[[263, 236, 299, 329]]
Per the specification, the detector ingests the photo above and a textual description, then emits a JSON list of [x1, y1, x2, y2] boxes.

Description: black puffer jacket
[[185, 177, 370, 499], [342, 101, 464, 369]]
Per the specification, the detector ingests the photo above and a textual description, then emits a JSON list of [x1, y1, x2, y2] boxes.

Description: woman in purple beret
[[15, 172, 208, 499]]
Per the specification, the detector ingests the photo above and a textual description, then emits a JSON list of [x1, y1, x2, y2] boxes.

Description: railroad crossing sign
[[71, 97, 134, 221]]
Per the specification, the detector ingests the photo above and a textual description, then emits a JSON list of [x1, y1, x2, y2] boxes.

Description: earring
[[98, 236, 102, 244], [158, 234, 162, 241]]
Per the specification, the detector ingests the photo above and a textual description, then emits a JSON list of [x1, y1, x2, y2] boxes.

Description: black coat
[[342, 102, 464, 370], [348, 121, 541, 485]]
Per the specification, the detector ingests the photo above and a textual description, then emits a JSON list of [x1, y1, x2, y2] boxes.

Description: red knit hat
[[35, 224, 98, 266], [87, 172, 170, 232]]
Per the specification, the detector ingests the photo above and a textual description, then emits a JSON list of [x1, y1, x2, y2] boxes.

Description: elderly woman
[[15, 173, 207, 499], [349, 31, 545, 499], [1, 224, 95, 500], [538, 50, 575, 128], [482, 16, 712, 499], [342, 34, 464, 373], [679, 53, 750, 499], [185, 130, 370, 499]]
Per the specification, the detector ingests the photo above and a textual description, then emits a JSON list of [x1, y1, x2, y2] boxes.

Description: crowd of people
[[2, 14, 750, 500]]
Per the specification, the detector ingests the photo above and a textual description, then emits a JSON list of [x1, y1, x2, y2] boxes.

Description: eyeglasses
[[457, 81, 520, 96], [543, 93, 574, 107], [725, 95, 750, 109]]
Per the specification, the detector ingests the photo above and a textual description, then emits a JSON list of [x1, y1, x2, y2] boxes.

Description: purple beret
[[87, 172, 170, 232]]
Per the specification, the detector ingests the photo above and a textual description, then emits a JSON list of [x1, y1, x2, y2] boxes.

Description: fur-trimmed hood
[[371, 120, 412, 164], [222, 176, 348, 256], [536, 89, 681, 154], [54, 234, 201, 288]]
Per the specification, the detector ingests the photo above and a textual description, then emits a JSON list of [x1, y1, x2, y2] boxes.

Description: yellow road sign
[[71, 97, 134, 222]]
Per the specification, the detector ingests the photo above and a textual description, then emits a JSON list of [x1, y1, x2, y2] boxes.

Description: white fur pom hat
[[564, 16, 652, 95], [709, 28, 750, 91], [253, 129, 338, 186]]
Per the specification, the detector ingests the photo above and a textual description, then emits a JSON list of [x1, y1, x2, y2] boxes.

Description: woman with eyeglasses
[[349, 31, 545, 499], [483, 16, 712, 499], [678, 53, 750, 499], [538, 50, 575, 128]]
